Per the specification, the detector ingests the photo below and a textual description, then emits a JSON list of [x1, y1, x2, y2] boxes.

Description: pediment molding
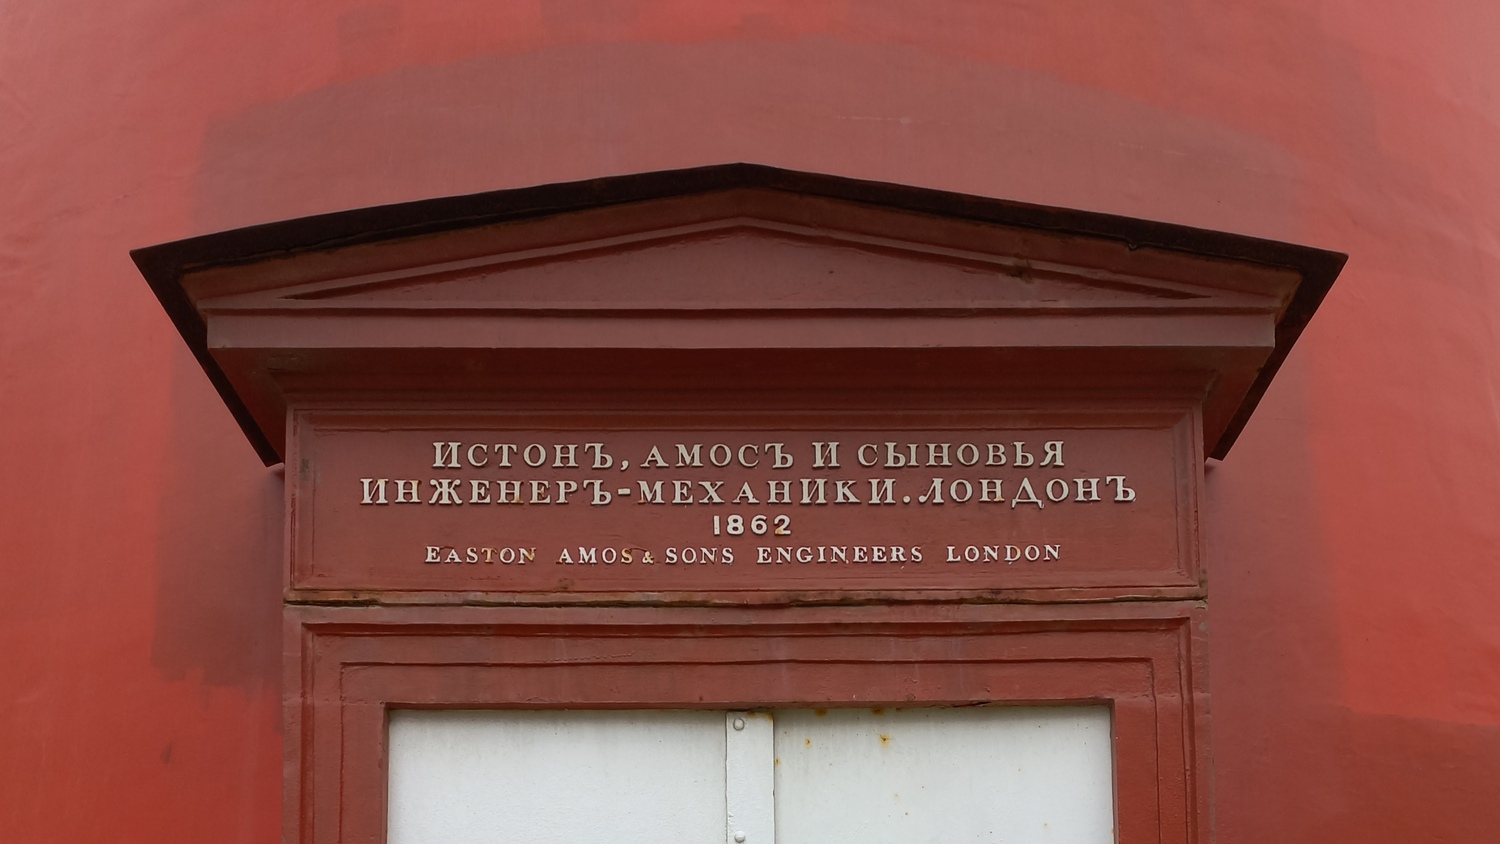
[[193, 217, 1288, 316], [133, 164, 1343, 465]]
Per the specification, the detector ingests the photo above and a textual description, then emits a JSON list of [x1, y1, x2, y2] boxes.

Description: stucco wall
[[2, 2, 1497, 840]]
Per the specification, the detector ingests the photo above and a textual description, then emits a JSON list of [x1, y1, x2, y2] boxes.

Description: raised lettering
[[767, 480, 792, 504], [584, 443, 613, 469], [469, 479, 491, 504], [585, 480, 612, 506], [433, 441, 461, 469], [922, 477, 945, 505], [1010, 477, 1044, 509], [800, 478, 828, 505], [360, 478, 387, 505], [1106, 475, 1138, 502], [811, 442, 840, 469], [528, 480, 551, 504], [949, 478, 973, 503], [1040, 440, 1065, 467], [698, 480, 725, 504], [428, 478, 464, 505]]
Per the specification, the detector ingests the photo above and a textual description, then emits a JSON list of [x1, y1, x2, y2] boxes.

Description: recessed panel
[[775, 707, 1115, 844], [387, 710, 727, 844]]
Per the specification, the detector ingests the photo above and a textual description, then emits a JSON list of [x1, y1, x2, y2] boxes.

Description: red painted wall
[[2, 2, 1496, 840]]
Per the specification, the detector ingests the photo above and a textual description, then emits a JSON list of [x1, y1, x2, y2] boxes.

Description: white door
[[389, 707, 1115, 844]]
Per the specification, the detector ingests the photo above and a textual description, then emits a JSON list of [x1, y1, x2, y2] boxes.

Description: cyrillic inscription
[[363, 439, 1133, 510]]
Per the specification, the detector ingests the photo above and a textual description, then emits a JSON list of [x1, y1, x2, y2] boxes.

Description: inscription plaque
[[291, 407, 1198, 599]]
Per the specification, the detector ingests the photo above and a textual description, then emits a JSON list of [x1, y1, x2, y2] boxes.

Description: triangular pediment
[[194, 216, 1285, 315], [134, 164, 1343, 465]]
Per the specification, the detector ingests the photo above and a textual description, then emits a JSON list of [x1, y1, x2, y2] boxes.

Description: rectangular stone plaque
[[289, 407, 1198, 600]]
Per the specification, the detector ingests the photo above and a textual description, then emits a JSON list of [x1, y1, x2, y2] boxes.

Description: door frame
[[285, 601, 1209, 844]]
